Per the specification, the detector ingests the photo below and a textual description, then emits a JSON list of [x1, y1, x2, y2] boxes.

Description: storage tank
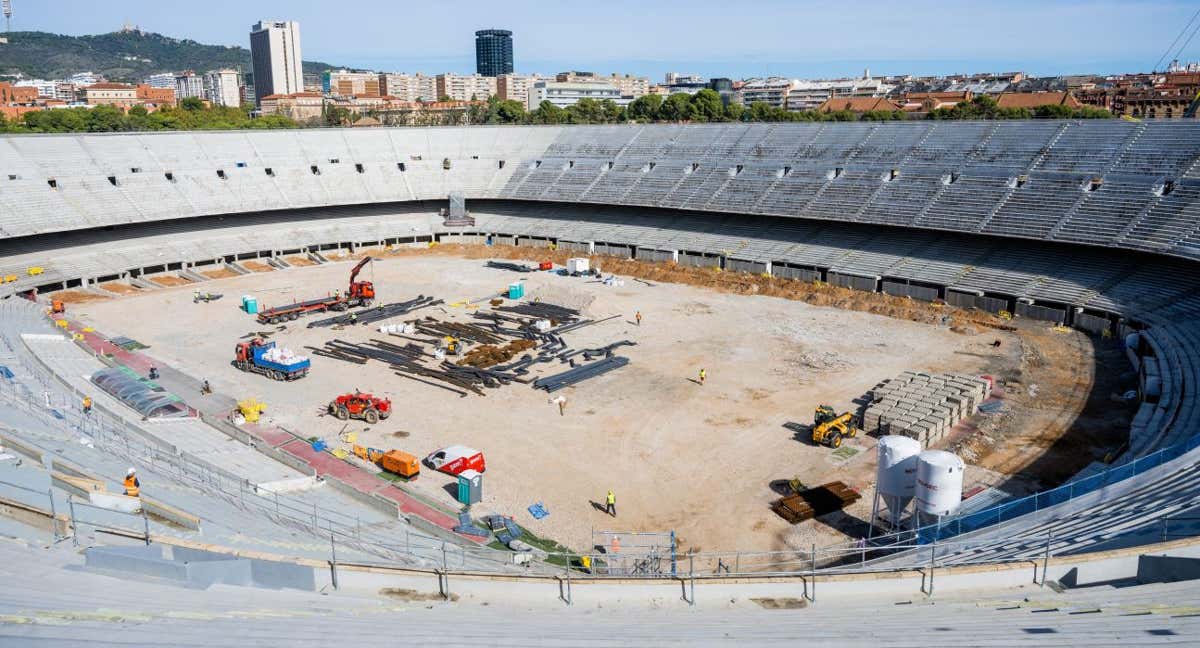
[[875, 435, 921, 525], [915, 450, 965, 517]]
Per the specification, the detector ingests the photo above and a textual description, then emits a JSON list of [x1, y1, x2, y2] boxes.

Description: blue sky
[[11, 1, 1199, 79]]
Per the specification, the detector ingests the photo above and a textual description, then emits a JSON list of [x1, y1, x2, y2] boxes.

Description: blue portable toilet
[[243, 295, 258, 314], [508, 283, 524, 300], [457, 470, 483, 505]]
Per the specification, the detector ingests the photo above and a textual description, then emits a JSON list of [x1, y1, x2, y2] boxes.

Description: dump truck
[[812, 405, 857, 448], [233, 338, 311, 380], [328, 391, 391, 424], [352, 444, 419, 479], [256, 256, 376, 324]]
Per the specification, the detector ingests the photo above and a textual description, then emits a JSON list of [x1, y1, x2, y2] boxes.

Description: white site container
[[567, 258, 590, 274], [915, 450, 965, 517]]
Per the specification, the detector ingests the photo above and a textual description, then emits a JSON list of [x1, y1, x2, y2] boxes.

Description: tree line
[[0, 97, 297, 133], [0, 90, 1111, 134]]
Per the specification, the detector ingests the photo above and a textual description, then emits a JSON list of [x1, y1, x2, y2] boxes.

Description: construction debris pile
[[306, 295, 442, 328], [863, 371, 994, 447], [308, 300, 634, 397], [770, 481, 861, 524]]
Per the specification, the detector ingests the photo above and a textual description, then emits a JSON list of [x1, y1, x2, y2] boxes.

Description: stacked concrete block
[[862, 371, 994, 448]]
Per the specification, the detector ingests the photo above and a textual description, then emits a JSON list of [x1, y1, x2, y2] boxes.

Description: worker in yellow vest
[[699, 368, 707, 386], [82, 396, 93, 415], [605, 490, 616, 517], [123, 468, 140, 498]]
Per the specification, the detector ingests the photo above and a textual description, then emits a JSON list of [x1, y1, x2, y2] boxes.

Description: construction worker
[[201, 379, 212, 395], [123, 468, 140, 498], [699, 368, 706, 385], [148, 367, 159, 380], [82, 395, 93, 415], [635, 310, 642, 326], [348, 312, 358, 324], [605, 490, 616, 517]]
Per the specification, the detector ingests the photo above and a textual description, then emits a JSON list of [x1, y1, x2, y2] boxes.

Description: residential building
[[68, 72, 101, 86], [737, 77, 798, 108], [136, 84, 176, 109], [1076, 72, 1199, 119], [436, 73, 496, 102], [994, 91, 1082, 110], [204, 69, 242, 107], [785, 73, 896, 112], [143, 72, 175, 89], [250, 20, 304, 105], [242, 72, 256, 106], [257, 92, 324, 121], [0, 82, 41, 119], [662, 72, 708, 95], [528, 81, 630, 110], [81, 83, 138, 109], [817, 96, 903, 113], [475, 29, 513, 76], [901, 90, 972, 112], [379, 73, 438, 103], [174, 71, 205, 99], [322, 70, 380, 96], [554, 71, 649, 98], [496, 74, 544, 105], [54, 82, 79, 103], [14, 79, 56, 98]]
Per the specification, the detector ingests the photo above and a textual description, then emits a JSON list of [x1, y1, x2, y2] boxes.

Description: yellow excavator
[[812, 405, 857, 448]]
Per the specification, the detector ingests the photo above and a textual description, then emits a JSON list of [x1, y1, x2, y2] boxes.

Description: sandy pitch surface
[[77, 254, 1015, 553]]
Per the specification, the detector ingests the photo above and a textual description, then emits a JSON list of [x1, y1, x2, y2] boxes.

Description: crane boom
[[349, 256, 372, 286]]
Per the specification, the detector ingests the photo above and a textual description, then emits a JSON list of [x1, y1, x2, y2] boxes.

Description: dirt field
[[72, 250, 1111, 553], [242, 261, 274, 273]]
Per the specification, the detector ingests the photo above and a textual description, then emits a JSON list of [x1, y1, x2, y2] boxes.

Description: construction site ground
[[66, 246, 1125, 554]]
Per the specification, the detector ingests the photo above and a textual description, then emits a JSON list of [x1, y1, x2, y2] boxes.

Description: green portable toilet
[[243, 295, 258, 314], [457, 469, 482, 505]]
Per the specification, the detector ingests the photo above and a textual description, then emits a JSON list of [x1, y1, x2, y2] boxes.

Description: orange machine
[[353, 444, 419, 479], [51, 300, 65, 314]]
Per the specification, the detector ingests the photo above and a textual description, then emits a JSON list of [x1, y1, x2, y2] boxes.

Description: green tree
[[495, 99, 528, 124], [690, 89, 725, 122], [86, 104, 129, 132], [659, 93, 693, 121], [747, 101, 778, 122], [599, 99, 624, 123], [1034, 104, 1074, 119], [531, 100, 567, 124], [179, 96, 205, 111], [723, 100, 745, 122], [627, 94, 663, 121]]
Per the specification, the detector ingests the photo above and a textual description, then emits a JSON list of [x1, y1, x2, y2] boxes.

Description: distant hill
[[0, 29, 342, 82]]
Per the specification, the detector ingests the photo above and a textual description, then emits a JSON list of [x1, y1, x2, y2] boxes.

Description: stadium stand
[[1, 123, 1199, 633]]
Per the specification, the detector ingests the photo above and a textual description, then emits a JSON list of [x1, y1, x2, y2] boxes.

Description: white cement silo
[[915, 450, 965, 518], [872, 435, 922, 530]]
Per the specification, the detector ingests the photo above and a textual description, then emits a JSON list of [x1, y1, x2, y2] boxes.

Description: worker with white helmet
[[123, 468, 140, 498]]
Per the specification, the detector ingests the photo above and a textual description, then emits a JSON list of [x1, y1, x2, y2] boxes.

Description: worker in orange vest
[[123, 468, 140, 498], [82, 396, 93, 415], [635, 310, 642, 327]]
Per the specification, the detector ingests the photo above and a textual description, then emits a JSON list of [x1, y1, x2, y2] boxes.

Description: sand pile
[[458, 339, 537, 368]]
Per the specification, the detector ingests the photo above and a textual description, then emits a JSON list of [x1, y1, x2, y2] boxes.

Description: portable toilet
[[508, 282, 524, 299], [242, 295, 258, 314], [457, 469, 483, 505]]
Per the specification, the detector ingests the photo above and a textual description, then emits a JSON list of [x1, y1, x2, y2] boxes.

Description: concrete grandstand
[[1, 122, 1199, 643]]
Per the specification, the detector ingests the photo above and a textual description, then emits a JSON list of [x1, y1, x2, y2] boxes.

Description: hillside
[[0, 29, 341, 82]]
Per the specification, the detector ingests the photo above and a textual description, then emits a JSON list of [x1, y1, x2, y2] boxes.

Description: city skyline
[[6, 0, 1198, 79]]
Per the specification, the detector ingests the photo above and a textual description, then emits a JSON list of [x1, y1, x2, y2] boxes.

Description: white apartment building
[[496, 74, 543, 105], [204, 69, 242, 107], [250, 20, 304, 104], [737, 77, 800, 108], [554, 71, 649, 98], [785, 75, 896, 111], [435, 73, 496, 101], [67, 72, 101, 86], [528, 81, 631, 110], [14, 79, 56, 98], [379, 73, 438, 102], [174, 72, 205, 100], [143, 73, 175, 89], [323, 70, 381, 96]]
